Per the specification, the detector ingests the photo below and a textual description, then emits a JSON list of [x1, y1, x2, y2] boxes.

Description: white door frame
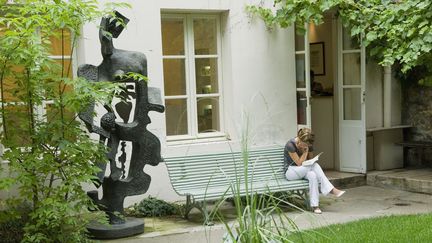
[[337, 21, 367, 173], [295, 23, 311, 130]]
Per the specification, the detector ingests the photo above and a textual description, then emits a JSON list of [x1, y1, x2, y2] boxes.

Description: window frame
[[161, 13, 225, 142]]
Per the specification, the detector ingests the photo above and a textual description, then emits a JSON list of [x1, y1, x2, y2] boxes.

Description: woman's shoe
[[313, 207, 322, 214], [336, 190, 346, 198]]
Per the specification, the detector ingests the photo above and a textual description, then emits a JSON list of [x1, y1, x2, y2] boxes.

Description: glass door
[[337, 21, 366, 173]]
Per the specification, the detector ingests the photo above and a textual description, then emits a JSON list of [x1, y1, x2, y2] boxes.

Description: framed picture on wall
[[310, 42, 325, 76]]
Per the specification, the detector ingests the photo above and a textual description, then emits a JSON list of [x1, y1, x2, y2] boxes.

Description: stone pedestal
[[87, 217, 144, 239]]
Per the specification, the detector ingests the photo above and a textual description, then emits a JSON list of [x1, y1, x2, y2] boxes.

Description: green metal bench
[[164, 146, 310, 224]]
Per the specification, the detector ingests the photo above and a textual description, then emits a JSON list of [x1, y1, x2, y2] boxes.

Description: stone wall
[[402, 83, 432, 167]]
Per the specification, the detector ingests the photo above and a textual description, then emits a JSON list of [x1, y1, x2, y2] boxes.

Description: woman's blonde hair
[[297, 127, 314, 145]]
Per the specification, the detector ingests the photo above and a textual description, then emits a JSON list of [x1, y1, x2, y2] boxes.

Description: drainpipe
[[383, 66, 392, 128]]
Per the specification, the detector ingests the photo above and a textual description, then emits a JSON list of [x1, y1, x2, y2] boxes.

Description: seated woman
[[284, 128, 345, 214]]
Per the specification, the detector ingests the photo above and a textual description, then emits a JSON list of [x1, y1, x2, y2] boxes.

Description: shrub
[[127, 197, 181, 218]]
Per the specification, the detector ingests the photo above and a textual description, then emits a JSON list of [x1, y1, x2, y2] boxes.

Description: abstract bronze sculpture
[[78, 11, 164, 239]]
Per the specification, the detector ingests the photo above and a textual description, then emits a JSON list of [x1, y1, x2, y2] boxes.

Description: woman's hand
[[297, 142, 309, 154]]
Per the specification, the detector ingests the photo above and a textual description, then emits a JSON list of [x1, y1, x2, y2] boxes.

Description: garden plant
[[0, 0, 129, 242]]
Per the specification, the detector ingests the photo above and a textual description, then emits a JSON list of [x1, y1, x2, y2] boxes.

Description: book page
[[302, 152, 323, 166]]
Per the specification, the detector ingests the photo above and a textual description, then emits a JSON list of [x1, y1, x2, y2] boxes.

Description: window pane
[[197, 97, 220, 133], [343, 53, 361, 85], [48, 29, 72, 56], [195, 58, 218, 94], [161, 19, 185, 56], [163, 59, 186, 96], [296, 54, 306, 88], [194, 18, 217, 55], [3, 105, 31, 146], [343, 27, 360, 50], [165, 99, 188, 136], [2, 65, 25, 102], [297, 91, 307, 125], [295, 30, 305, 51], [343, 88, 361, 120]]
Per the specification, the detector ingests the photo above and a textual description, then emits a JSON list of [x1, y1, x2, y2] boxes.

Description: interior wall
[[308, 17, 335, 93], [308, 13, 336, 169]]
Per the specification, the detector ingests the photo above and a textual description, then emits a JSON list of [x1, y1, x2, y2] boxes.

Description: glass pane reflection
[[163, 59, 186, 96], [343, 53, 361, 85], [197, 97, 220, 133], [195, 58, 218, 94], [161, 19, 185, 55], [343, 88, 361, 120], [193, 18, 217, 55], [343, 27, 360, 50], [296, 54, 306, 88], [165, 99, 188, 136], [297, 91, 307, 125]]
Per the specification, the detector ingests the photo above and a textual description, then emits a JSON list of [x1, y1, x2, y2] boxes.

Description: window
[[0, 27, 74, 146], [161, 14, 223, 141]]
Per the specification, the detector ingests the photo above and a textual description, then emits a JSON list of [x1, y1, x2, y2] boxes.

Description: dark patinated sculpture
[[77, 11, 164, 239]]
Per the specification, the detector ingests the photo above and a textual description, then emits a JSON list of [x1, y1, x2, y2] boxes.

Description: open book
[[302, 152, 323, 166]]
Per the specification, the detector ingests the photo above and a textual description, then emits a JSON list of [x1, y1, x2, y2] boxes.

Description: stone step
[[367, 168, 432, 194], [325, 171, 367, 189]]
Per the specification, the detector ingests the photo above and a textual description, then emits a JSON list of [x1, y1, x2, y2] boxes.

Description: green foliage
[[0, 203, 30, 243], [0, 217, 25, 243], [115, 71, 149, 83], [126, 197, 180, 217], [0, 0, 129, 242], [247, 0, 432, 74]]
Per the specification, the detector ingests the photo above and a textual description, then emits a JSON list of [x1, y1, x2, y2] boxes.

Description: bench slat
[[173, 177, 287, 190], [183, 180, 309, 201]]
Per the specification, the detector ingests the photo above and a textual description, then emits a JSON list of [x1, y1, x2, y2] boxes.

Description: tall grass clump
[[213, 112, 305, 243]]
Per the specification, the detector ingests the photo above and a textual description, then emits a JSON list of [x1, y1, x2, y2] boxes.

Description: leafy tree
[[0, 0, 129, 242], [247, 0, 432, 83]]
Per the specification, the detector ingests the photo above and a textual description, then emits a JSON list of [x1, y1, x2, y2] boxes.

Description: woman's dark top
[[283, 138, 314, 172]]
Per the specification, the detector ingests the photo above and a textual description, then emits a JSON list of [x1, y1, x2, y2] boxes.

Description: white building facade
[[0, 0, 405, 205], [78, 0, 299, 204]]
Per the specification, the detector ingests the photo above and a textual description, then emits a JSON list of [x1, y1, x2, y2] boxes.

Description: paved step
[[325, 171, 367, 189], [367, 168, 432, 194]]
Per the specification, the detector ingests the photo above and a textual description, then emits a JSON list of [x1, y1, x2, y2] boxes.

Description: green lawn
[[289, 213, 432, 243]]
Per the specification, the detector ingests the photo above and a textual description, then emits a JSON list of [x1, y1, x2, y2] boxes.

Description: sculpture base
[[87, 217, 144, 239]]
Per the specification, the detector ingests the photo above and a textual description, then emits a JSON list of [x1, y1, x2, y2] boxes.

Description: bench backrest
[[164, 147, 286, 193]]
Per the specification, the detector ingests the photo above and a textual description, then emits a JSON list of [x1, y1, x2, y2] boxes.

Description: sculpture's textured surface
[[77, 11, 164, 237]]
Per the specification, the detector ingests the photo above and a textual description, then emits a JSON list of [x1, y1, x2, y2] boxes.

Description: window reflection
[[165, 99, 188, 136], [297, 91, 307, 125], [197, 97, 220, 133], [163, 59, 186, 96], [194, 18, 217, 55], [195, 58, 218, 94], [343, 89, 361, 120], [162, 19, 185, 56], [296, 54, 306, 88]]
